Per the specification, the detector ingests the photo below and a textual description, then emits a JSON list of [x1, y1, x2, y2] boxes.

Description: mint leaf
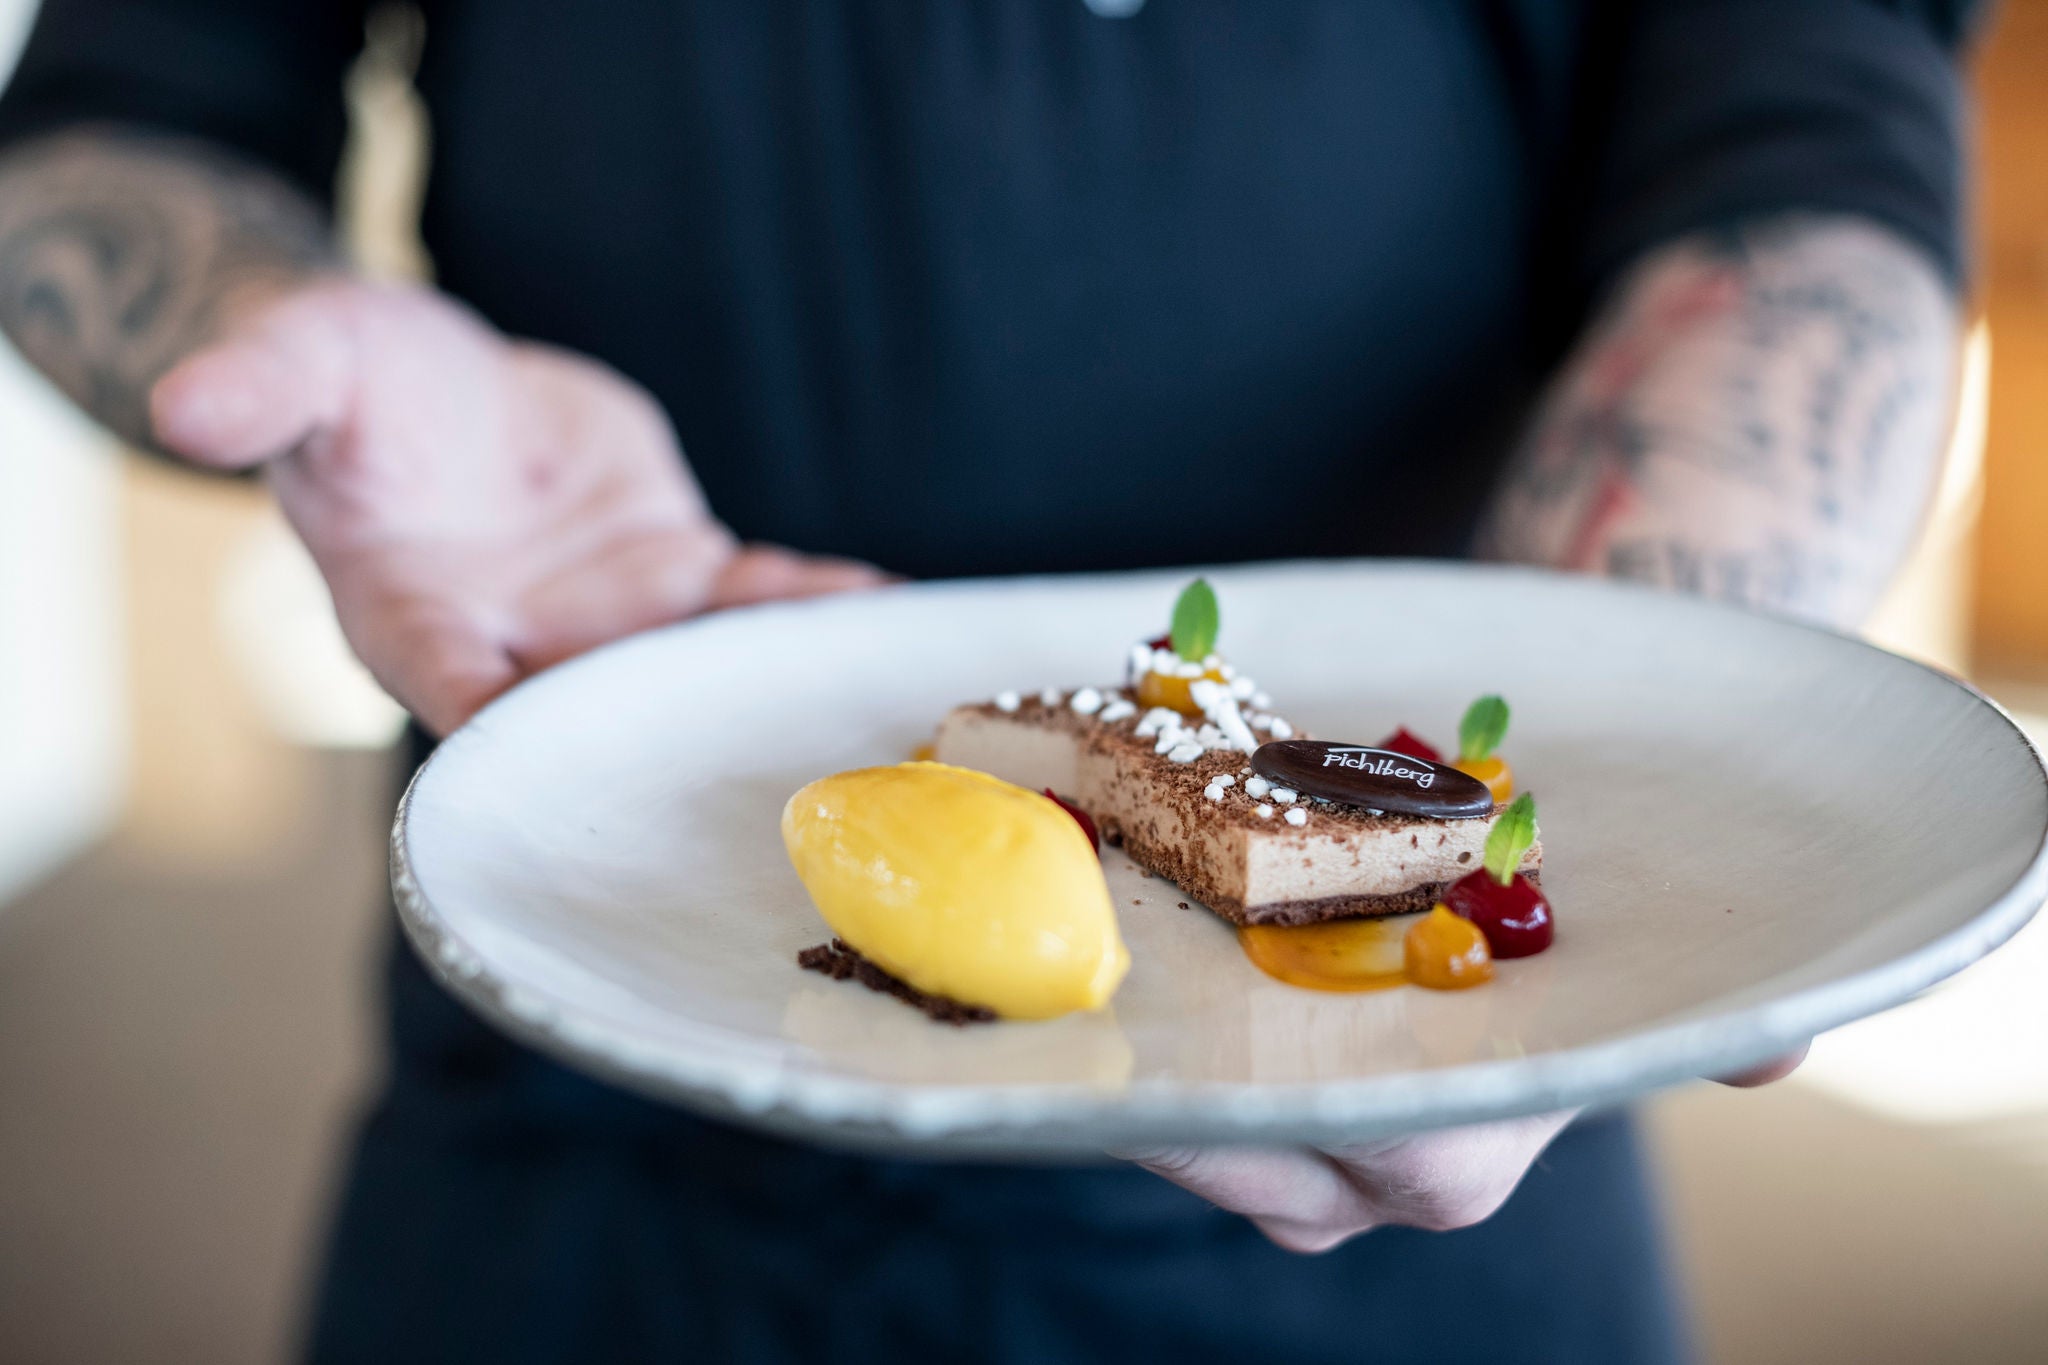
[[1458, 694, 1510, 763], [1169, 578, 1219, 660], [1483, 793, 1537, 885]]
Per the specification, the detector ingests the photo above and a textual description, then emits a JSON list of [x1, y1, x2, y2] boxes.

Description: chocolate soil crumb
[[796, 940, 996, 1025], [1178, 901, 1189, 909]]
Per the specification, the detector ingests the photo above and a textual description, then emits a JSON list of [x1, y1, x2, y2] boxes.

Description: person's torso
[[412, 0, 1611, 575]]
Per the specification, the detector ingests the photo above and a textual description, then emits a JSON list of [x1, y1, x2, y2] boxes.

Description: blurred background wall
[[1, 3, 2045, 1363], [0, 0, 120, 912], [1973, 1, 2048, 683]]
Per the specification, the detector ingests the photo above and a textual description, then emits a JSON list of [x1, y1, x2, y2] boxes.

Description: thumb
[[1715, 1043, 1809, 1088], [337, 588, 520, 738], [149, 290, 357, 468], [707, 544, 895, 611]]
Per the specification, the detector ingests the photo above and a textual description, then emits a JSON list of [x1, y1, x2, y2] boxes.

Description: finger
[[389, 623, 520, 738], [334, 588, 519, 737], [706, 544, 894, 610], [1120, 1145, 1378, 1250], [1715, 1044, 1809, 1088], [1318, 1109, 1577, 1233], [507, 524, 737, 673], [149, 292, 356, 468]]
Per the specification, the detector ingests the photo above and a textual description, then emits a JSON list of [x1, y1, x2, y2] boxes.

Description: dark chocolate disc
[[1250, 741, 1493, 819]]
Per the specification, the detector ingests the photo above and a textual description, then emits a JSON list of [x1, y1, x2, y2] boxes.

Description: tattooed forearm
[[0, 126, 336, 451], [1474, 215, 1957, 629]]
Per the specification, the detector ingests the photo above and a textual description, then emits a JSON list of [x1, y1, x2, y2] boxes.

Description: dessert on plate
[[932, 580, 1540, 926], [783, 579, 1556, 1020]]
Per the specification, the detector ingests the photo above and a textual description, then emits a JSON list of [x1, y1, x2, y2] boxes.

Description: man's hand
[[1124, 1111, 1576, 1254], [149, 281, 886, 734], [1126, 1045, 1805, 1254]]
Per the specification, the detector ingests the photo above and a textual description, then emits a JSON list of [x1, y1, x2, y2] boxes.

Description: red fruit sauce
[[1376, 727, 1444, 764], [1043, 790, 1100, 851], [1442, 868, 1553, 958]]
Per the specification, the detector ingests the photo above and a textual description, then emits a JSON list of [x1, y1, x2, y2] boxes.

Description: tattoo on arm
[[1474, 215, 1958, 629], [0, 126, 335, 452]]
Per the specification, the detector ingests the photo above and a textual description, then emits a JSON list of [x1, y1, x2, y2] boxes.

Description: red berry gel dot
[[1377, 727, 1444, 764], [1043, 790, 1100, 851], [1442, 868, 1553, 958]]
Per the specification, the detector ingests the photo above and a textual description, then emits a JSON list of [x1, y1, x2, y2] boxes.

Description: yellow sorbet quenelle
[[781, 763, 1130, 1020]]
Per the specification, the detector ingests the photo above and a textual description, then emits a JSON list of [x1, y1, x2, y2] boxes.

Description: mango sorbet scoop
[[782, 762, 1128, 1020]]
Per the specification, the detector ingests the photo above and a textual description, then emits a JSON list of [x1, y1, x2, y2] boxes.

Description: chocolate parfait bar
[[933, 685, 1541, 927]]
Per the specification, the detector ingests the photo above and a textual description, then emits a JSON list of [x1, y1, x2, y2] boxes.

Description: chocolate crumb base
[[796, 940, 996, 1025], [1218, 870, 1546, 927]]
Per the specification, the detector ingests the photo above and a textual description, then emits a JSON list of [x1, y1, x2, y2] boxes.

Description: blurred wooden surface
[[1970, 0, 2048, 673]]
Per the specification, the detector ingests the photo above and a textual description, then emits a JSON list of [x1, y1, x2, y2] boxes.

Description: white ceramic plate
[[392, 562, 2048, 1155]]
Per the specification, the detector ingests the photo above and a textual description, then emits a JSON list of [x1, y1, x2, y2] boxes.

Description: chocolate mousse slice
[[933, 694, 1541, 926]]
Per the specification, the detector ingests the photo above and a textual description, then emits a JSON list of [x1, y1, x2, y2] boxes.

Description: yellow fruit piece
[[908, 742, 936, 762], [781, 763, 1129, 1020], [1403, 904, 1494, 991], [1135, 663, 1227, 717], [1455, 754, 1514, 803]]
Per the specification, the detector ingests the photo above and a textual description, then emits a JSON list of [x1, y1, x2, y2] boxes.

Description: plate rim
[[390, 560, 2048, 1148]]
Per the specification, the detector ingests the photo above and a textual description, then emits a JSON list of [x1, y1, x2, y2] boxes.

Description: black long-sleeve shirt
[[0, 0, 1970, 575]]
